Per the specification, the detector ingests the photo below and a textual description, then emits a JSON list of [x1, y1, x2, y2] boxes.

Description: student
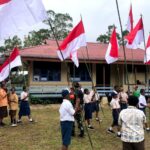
[[59, 89, 75, 150], [107, 92, 121, 137], [119, 96, 148, 150], [133, 85, 140, 98], [8, 87, 18, 127], [118, 87, 128, 110], [0, 82, 8, 126], [83, 88, 94, 129], [138, 89, 148, 114], [18, 86, 33, 123]]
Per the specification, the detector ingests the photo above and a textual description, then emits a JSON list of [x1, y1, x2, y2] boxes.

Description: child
[[59, 89, 75, 150], [18, 86, 33, 123], [8, 87, 18, 127], [83, 88, 94, 129], [107, 92, 121, 137]]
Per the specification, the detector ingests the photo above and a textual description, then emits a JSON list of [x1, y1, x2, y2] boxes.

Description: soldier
[[70, 82, 84, 137]]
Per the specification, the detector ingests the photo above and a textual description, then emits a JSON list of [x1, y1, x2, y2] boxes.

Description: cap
[[62, 90, 69, 98]]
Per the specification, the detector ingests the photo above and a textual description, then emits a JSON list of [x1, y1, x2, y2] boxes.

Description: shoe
[[117, 134, 121, 138], [107, 128, 115, 134], [17, 120, 22, 123], [29, 118, 33, 122], [88, 126, 94, 130], [11, 124, 17, 127], [96, 118, 102, 122], [146, 128, 150, 131]]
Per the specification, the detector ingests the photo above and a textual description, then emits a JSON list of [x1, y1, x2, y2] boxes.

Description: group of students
[[59, 83, 102, 150], [107, 85, 150, 150], [0, 82, 33, 127]]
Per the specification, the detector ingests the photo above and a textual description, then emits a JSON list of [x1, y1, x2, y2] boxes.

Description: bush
[[30, 96, 62, 105]]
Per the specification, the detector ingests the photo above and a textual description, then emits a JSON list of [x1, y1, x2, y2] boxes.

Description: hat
[[62, 90, 69, 98], [111, 92, 118, 97]]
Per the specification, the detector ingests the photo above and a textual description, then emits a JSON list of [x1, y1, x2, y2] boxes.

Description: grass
[[0, 104, 150, 150]]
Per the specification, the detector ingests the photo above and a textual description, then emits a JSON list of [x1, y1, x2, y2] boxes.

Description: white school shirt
[[59, 99, 75, 122], [20, 91, 28, 101], [138, 95, 147, 108], [110, 98, 120, 109]]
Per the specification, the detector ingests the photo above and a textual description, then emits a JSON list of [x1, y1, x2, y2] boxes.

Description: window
[[69, 63, 91, 81], [33, 61, 61, 81]]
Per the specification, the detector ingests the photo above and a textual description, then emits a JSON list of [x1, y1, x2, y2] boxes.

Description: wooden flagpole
[[115, 0, 130, 94], [48, 20, 70, 86]]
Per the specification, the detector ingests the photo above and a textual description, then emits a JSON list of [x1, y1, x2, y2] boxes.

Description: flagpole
[[141, 15, 149, 92], [115, 0, 130, 94], [47, 20, 70, 86]]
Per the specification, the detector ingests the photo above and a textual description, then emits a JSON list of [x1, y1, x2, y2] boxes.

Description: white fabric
[[110, 98, 120, 109], [83, 94, 93, 104], [20, 91, 28, 101], [0, 55, 22, 82], [144, 47, 150, 63], [57, 33, 86, 61], [126, 30, 144, 50], [105, 43, 118, 64], [138, 95, 147, 108], [0, 0, 47, 40], [70, 51, 79, 68], [59, 99, 75, 122], [127, 16, 132, 32], [119, 106, 146, 143]]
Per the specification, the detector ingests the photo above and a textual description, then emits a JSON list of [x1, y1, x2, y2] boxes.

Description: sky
[[42, 0, 150, 42]]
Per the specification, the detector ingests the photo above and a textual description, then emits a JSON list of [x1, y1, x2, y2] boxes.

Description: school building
[[19, 40, 148, 97]]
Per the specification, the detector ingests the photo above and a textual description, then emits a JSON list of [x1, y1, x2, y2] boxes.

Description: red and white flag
[[144, 35, 150, 64], [125, 17, 144, 49], [0, 47, 22, 82], [70, 51, 79, 67], [126, 4, 133, 32], [105, 28, 119, 64], [0, 0, 47, 40], [57, 20, 86, 66]]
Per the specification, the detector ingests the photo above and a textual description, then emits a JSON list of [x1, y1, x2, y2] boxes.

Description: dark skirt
[[9, 110, 17, 117], [92, 101, 100, 112], [0, 106, 8, 118], [19, 101, 31, 117], [84, 103, 92, 120]]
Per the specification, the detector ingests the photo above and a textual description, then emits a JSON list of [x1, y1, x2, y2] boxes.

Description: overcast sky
[[42, 0, 149, 42]]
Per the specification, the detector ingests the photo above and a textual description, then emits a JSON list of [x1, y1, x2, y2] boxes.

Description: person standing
[[133, 85, 140, 98], [8, 87, 18, 127], [83, 88, 94, 129], [107, 92, 121, 137], [118, 87, 128, 110], [18, 86, 33, 123], [59, 89, 75, 150], [0, 82, 8, 126], [119, 96, 148, 150]]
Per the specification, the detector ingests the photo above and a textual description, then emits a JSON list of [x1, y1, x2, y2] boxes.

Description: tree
[[4, 36, 22, 50], [96, 25, 128, 45], [23, 10, 73, 47]]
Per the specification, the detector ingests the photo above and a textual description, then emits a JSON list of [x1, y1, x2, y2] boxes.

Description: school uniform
[[59, 99, 75, 146]]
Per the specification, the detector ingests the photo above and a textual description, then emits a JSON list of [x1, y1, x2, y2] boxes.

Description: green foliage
[[30, 96, 62, 104], [4, 36, 22, 50], [97, 25, 128, 45]]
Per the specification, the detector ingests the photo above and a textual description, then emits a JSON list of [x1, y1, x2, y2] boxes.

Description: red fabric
[[0, 0, 11, 5], [125, 17, 143, 44], [59, 20, 85, 50], [146, 35, 150, 49], [109, 28, 118, 57], [0, 47, 20, 72]]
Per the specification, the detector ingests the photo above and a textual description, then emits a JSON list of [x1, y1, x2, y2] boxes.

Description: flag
[[125, 17, 144, 49], [0, 0, 47, 40], [144, 35, 150, 64], [57, 20, 86, 65], [126, 4, 133, 32], [105, 28, 119, 64], [0, 47, 22, 82], [70, 51, 79, 67]]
